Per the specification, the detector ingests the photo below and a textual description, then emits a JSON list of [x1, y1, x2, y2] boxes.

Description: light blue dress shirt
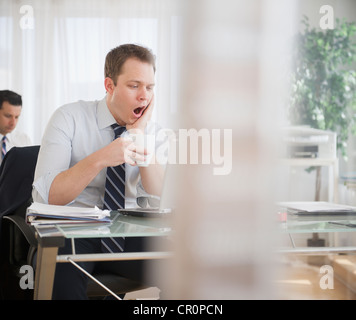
[[32, 97, 166, 209]]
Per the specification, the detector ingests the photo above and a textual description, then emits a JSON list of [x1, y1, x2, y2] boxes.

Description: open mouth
[[133, 106, 146, 117]]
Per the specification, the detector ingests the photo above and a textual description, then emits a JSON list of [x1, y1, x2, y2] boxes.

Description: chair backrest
[[0, 146, 40, 217]]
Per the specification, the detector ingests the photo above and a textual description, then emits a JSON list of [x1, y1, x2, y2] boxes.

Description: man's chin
[[129, 116, 141, 124]]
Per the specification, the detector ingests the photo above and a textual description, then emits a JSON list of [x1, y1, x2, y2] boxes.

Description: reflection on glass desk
[[278, 214, 356, 234], [33, 211, 173, 300], [277, 213, 356, 254], [56, 211, 172, 239]]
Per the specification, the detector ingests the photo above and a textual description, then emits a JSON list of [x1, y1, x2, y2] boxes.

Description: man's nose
[[138, 87, 150, 101]]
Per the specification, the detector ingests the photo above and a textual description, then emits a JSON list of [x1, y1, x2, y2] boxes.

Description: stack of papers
[[277, 201, 356, 215], [26, 202, 111, 225]]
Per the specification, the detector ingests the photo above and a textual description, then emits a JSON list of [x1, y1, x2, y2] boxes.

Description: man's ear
[[104, 77, 115, 94]]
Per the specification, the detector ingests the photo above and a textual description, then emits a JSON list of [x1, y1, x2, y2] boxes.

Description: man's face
[[0, 101, 22, 135], [106, 58, 155, 126]]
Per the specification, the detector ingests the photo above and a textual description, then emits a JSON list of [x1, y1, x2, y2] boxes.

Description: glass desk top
[[53, 211, 172, 239], [278, 213, 356, 234]]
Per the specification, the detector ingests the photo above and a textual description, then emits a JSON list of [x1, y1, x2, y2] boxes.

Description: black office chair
[[0, 146, 146, 300], [0, 145, 39, 299]]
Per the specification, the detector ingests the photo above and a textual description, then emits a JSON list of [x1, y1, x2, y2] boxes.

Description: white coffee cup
[[129, 134, 155, 167]]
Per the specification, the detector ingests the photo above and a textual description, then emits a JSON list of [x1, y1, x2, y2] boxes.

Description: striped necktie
[[1, 136, 6, 160], [101, 124, 126, 253]]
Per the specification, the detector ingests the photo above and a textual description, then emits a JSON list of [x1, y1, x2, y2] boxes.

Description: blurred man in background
[[0, 90, 32, 164]]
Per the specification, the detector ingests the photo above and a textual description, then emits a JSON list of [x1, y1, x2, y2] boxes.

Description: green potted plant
[[287, 16, 356, 201], [288, 16, 356, 159]]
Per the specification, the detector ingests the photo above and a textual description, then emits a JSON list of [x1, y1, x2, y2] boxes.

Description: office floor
[[124, 287, 160, 300], [274, 254, 356, 300], [124, 254, 356, 300]]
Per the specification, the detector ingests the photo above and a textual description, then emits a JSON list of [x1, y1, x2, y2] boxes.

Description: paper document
[[26, 202, 111, 225], [277, 201, 356, 214]]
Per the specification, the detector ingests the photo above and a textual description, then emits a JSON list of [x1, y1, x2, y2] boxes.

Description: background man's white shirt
[[0, 130, 32, 164]]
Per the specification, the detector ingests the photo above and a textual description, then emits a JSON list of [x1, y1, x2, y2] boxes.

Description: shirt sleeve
[[32, 107, 74, 204]]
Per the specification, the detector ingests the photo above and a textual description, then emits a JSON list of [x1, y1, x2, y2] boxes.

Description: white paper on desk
[[277, 201, 356, 213], [27, 202, 110, 221]]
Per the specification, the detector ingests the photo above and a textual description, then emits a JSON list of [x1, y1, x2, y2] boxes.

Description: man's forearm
[[48, 151, 104, 205]]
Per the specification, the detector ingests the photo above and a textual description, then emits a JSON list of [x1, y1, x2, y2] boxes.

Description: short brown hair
[[104, 44, 156, 85], [0, 90, 22, 109]]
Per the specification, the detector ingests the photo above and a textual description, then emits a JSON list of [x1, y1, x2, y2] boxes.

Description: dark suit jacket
[[0, 145, 40, 220]]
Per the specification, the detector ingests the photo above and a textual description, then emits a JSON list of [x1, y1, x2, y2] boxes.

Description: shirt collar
[[97, 96, 117, 130], [0, 133, 9, 142]]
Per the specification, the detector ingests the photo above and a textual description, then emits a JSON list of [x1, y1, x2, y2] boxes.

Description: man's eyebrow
[[128, 80, 155, 86]]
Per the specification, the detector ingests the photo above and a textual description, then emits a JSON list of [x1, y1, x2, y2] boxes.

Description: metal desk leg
[[288, 233, 296, 248], [34, 245, 59, 300], [33, 225, 65, 300]]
